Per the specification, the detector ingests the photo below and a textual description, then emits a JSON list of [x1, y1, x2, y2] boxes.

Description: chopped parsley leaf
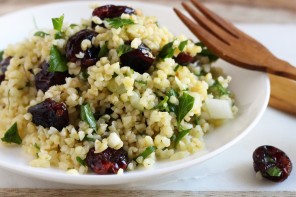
[[48, 45, 68, 72], [208, 81, 230, 97], [266, 166, 282, 177], [34, 31, 49, 38], [117, 44, 132, 57], [98, 43, 109, 58], [80, 103, 97, 131], [175, 93, 194, 125], [0, 50, 3, 62], [135, 80, 147, 85], [175, 128, 191, 146], [76, 156, 86, 166], [195, 42, 219, 62], [178, 40, 188, 51], [1, 122, 22, 145], [136, 146, 156, 160], [106, 18, 134, 29], [52, 15, 64, 32], [158, 41, 174, 59]]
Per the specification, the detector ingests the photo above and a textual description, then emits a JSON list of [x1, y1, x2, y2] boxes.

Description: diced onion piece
[[205, 98, 233, 119], [107, 79, 126, 94]]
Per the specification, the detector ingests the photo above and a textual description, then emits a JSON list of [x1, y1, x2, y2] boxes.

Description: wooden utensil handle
[[269, 74, 296, 115], [266, 58, 296, 81]]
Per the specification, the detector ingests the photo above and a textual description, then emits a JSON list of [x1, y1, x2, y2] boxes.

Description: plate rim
[[0, 0, 270, 185]]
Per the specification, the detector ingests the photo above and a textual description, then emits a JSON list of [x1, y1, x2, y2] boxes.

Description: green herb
[[175, 93, 194, 125], [112, 73, 118, 78], [106, 17, 134, 29], [170, 134, 176, 143], [174, 65, 181, 72], [83, 136, 96, 142], [117, 44, 132, 57], [98, 43, 109, 58], [178, 40, 188, 51], [195, 42, 219, 62], [208, 81, 229, 97], [80, 103, 97, 131], [266, 156, 276, 163], [1, 122, 22, 145], [136, 146, 156, 160], [0, 50, 3, 62], [34, 143, 40, 150], [80, 69, 89, 80], [158, 41, 175, 59], [54, 31, 64, 39], [175, 129, 191, 146], [135, 80, 147, 85], [34, 31, 49, 38], [153, 96, 169, 111], [48, 45, 68, 72], [167, 89, 179, 99], [7, 89, 11, 111], [69, 24, 78, 28], [166, 89, 179, 113], [193, 115, 200, 126], [76, 156, 86, 166], [52, 15, 64, 32], [266, 166, 282, 177]]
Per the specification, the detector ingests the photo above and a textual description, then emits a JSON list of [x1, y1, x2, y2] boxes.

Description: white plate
[[0, 1, 270, 185]]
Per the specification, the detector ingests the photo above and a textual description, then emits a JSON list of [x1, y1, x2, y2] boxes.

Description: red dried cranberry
[[35, 62, 71, 92], [92, 5, 135, 28], [253, 145, 292, 182], [28, 98, 69, 130], [0, 56, 12, 83], [65, 29, 99, 67], [86, 147, 128, 174], [120, 43, 154, 74], [174, 52, 194, 66]]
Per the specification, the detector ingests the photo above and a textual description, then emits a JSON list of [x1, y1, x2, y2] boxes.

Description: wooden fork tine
[[173, 8, 228, 57], [182, 2, 234, 45], [190, 0, 239, 38]]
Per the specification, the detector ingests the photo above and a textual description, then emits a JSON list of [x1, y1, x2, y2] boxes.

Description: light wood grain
[[0, 189, 295, 197], [269, 75, 296, 115]]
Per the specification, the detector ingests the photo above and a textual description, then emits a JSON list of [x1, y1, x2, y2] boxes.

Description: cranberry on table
[[253, 145, 292, 182], [174, 52, 194, 66], [65, 29, 99, 67], [0, 56, 12, 83], [86, 147, 129, 174], [92, 5, 135, 20], [28, 98, 69, 130], [120, 43, 154, 74], [35, 61, 71, 92]]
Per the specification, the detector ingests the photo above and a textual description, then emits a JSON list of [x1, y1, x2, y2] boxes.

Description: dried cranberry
[[86, 147, 128, 174], [35, 62, 71, 92], [174, 52, 194, 66], [253, 145, 292, 182], [92, 5, 135, 28], [65, 29, 99, 67], [120, 43, 154, 74], [28, 98, 69, 130], [0, 56, 12, 83]]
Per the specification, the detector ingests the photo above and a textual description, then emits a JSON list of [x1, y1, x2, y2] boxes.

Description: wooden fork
[[174, 0, 296, 80]]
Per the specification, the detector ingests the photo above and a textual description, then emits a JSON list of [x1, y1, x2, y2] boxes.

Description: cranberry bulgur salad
[[0, 4, 237, 175]]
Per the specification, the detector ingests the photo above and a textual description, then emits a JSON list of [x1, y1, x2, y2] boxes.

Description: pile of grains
[[0, 4, 237, 175]]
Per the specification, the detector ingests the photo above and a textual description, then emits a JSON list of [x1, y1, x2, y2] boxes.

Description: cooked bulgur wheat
[[0, 4, 237, 174]]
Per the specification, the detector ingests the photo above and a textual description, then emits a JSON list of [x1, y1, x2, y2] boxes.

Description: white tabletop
[[0, 24, 295, 191]]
